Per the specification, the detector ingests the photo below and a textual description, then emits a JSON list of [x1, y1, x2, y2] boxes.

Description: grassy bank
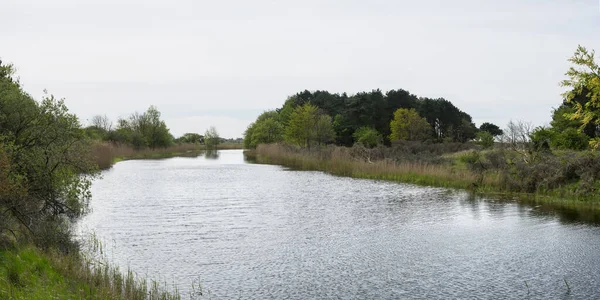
[[91, 142, 242, 169], [251, 144, 496, 190], [0, 242, 182, 299], [251, 144, 600, 206]]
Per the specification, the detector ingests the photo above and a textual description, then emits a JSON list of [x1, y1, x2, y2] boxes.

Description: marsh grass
[[253, 144, 499, 190], [251, 144, 600, 208]]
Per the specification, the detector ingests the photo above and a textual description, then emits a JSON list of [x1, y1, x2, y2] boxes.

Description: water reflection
[[81, 150, 600, 299], [459, 193, 600, 226], [204, 150, 220, 160]]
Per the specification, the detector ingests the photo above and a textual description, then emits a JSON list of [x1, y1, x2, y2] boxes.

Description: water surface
[[80, 150, 600, 299]]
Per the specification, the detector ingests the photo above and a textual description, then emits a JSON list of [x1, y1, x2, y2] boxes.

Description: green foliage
[[314, 114, 336, 146], [389, 108, 432, 141], [83, 126, 108, 140], [479, 122, 503, 137], [244, 111, 284, 148], [476, 131, 494, 148], [551, 105, 582, 132], [417, 97, 477, 142], [284, 103, 335, 148], [175, 133, 203, 144], [257, 89, 479, 146], [353, 127, 382, 148], [561, 45, 600, 140], [277, 97, 296, 127], [285, 103, 318, 147], [553, 128, 590, 150], [530, 127, 554, 151], [537, 105, 591, 151], [0, 61, 97, 249], [204, 126, 220, 150], [0, 245, 182, 299], [98, 106, 173, 149]]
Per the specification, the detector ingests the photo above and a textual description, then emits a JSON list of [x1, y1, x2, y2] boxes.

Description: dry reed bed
[[255, 144, 499, 190]]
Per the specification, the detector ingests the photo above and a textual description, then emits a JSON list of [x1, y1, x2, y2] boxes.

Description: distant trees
[[244, 111, 284, 148], [417, 97, 477, 142], [91, 114, 112, 132], [271, 89, 479, 146], [85, 107, 176, 149], [313, 114, 336, 146], [245, 88, 491, 148], [84, 107, 225, 151], [204, 126, 220, 150], [118, 106, 173, 149], [353, 127, 382, 148], [175, 133, 203, 144], [479, 122, 503, 137], [499, 120, 537, 162], [389, 108, 432, 141], [476, 131, 494, 149], [284, 103, 335, 148]]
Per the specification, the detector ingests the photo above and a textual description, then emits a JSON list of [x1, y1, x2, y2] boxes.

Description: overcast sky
[[2, 0, 599, 138]]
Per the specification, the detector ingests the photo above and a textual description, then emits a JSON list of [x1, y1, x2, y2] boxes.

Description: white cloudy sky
[[1, 0, 599, 138]]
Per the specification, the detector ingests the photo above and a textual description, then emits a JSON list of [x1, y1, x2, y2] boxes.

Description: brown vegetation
[[91, 142, 242, 169], [253, 142, 600, 202], [253, 143, 496, 190]]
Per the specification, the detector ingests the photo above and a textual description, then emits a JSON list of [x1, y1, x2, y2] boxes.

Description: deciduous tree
[[561, 45, 600, 148], [204, 126, 220, 150], [389, 108, 432, 141]]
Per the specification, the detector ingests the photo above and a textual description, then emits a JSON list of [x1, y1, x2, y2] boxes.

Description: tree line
[[246, 46, 600, 153], [244, 89, 503, 149], [84, 109, 222, 150], [0, 60, 223, 248]]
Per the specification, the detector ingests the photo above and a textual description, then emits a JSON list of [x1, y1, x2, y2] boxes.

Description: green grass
[[0, 239, 183, 299], [0, 246, 116, 299]]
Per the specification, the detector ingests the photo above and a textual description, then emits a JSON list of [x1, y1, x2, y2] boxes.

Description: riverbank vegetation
[[246, 46, 600, 203], [91, 141, 242, 170], [83, 109, 237, 152], [0, 60, 186, 298], [81, 99, 243, 169]]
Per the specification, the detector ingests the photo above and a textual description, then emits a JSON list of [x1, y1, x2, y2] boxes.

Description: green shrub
[[353, 127, 382, 148], [553, 128, 590, 150], [476, 131, 494, 148]]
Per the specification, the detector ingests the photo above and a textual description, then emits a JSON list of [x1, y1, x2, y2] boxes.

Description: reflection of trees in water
[[460, 193, 600, 226], [529, 203, 600, 225], [243, 151, 257, 164], [205, 150, 219, 160]]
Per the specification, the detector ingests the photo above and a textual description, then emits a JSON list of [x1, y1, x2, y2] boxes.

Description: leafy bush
[[476, 131, 494, 148], [353, 127, 382, 148], [553, 127, 590, 150], [0, 61, 97, 250]]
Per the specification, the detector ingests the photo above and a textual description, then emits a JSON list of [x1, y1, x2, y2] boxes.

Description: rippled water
[[79, 150, 600, 299]]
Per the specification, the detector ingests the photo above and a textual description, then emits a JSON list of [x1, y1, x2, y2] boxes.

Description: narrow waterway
[[79, 150, 600, 299]]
